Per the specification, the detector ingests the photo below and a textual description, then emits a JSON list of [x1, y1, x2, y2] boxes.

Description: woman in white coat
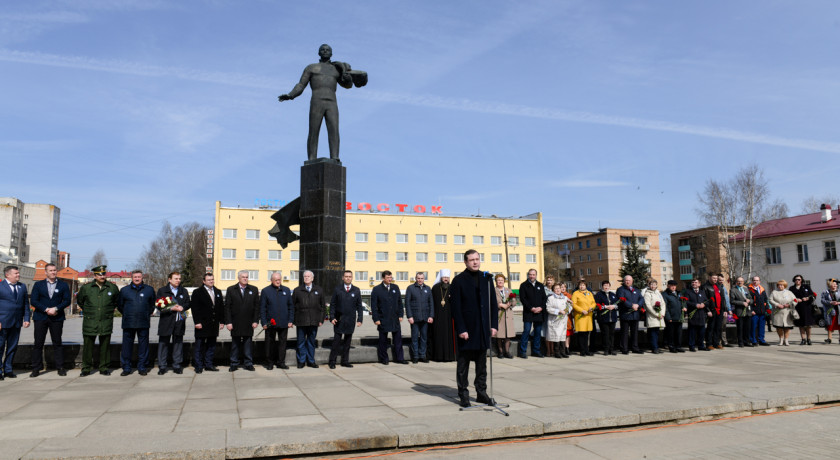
[[643, 279, 666, 354], [769, 279, 796, 346], [545, 283, 572, 358]]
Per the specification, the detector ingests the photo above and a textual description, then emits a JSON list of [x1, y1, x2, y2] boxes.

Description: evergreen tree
[[619, 233, 650, 289]]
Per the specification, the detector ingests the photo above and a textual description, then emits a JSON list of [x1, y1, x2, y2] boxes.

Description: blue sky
[[2, 0, 839, 269]]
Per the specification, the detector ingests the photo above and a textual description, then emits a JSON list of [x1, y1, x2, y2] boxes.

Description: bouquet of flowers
[[270, 318, 277, 326], [679, 296, 689, 322], [653, 301, 661, 314], [155, 296, 178, 312], [508, 292, 517, 305]]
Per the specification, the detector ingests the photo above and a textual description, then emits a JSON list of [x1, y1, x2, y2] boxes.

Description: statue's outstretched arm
[[279, 67, 311, 102]]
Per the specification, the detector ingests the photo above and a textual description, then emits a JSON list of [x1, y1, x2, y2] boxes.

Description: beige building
[[0, 197, 60, 264], [543, 228, 661, 290], [660, 259, 673, 286], [212, 202, 544, 291]]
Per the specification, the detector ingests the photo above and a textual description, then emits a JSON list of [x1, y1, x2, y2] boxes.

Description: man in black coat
[[29, 263, 71, 377], [616, 275, 645, 354], [593, 280, 619, 356], [191, 273, 223, 373], [662, 280, 686, 353], [683, 278, 711, 351], [518, 269, 547, 358], [328, 270, 363, 369], [703, 274, 725, 350], [224, 271, 260, 371], [156, 271, 190, 375], [371, 270, 406, 365], [292, 270, 326, 368], [450, 249, 498, 408], [260, 272, 294, 370]]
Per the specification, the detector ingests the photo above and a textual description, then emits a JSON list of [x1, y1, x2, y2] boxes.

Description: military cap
[[667, 280, 678, 286], [92, 265, 107, 275]]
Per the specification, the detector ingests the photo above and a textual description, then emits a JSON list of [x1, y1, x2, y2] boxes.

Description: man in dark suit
[[260, 272, 294, 370], [450, 249, 498, 408], [749, 276, 770, 346], [405, 271, 434, 363], [328, 270, 363, 369], [518, 269, 547, 358], [371, 270, 406, 365], [292, 270, 326, 368], [30, 263, 71, 377], [703, 274, 725, 350], [224, 270, 260, 371], [616, 275, 646, 354], [0, 265, 30, 379], [191, 273, 223, 373], [156, 271, 190, 375], [729, 276, 753, 347], [683, 278, 711, 351], [118, 270, 156, 376]]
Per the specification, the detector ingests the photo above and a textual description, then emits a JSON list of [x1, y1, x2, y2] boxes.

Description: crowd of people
[[1, 262, 838, 380]]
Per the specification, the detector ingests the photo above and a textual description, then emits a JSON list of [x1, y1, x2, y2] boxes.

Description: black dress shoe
[[58, 369, 67, 376], [306, 362, 319, 368], [379, 360, 389, 365], [676, 348, 686, 353], [229, 366, 238, 372], [421, 358, 429, 363], [297, 362, 305, 368], [517, 354, 528, 359], [340, 363, 353, 368], [532, 353, 545, 358], [265, 364, 274, 370], [476, 393, 496, 405], [158, 369, 167, 375], [689, 347, 696, 352], [6, 372, 17, 378], [631, 350, 644, 354], [807, 339, 812, 345], [610, 350, 618, 355], [745, 343, 755, 347], [329, 363, 336, 369], [621, 351, 630, 355], [669, 348, 678, 353], [412, 357, 419, 364], [504, 352, 513, 359], [174, 368, 183, 374], [206, 366, 219, 372], [120, 370, 131, 377], [759, 342, 770, 346], [80, 370, 91, 377], [395, 360, 408, 365], [30, 370, 40, 378], [459, 396, 471, 408], [100, 370, 111, 376], [278, 364, 289, 370], [195, 368, 203, 374], [244, 365, 255, 371], [139, 370, 148, 376]]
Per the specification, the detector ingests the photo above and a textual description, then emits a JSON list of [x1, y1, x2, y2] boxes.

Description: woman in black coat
[[790, 274, 816, 345]]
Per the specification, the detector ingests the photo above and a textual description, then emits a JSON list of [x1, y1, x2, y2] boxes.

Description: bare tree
[[761, 198, 789, 221], [734, 164, 769, 277], [800, 194, 840, 214], [87, 248, 108, 270], [137, 221, 210, 288], [696, 179, 743, 283]]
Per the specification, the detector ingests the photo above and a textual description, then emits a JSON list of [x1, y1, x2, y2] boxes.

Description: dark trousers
[[230, 336, 253, 366], [121, 328, 149, 371], [599, 321, 616, 353], [620, 319, 640, 352], [157, 334, 184, 370], [32, 319, 64, 371], [193, 336, 216, 369], [519, 321, 543, 356], [377, 330, 404, 363], [0, 326, 21, 374], [706, 314, 723, 347], [82, 334, 111, 372], [410, 321, 429, 358], [329, 332, 353, 364], [665, 321, 682, 349], [456, 349, 487, 398], [736, 316, 751, 345], [589, 320, 599, 351], [688, 324, 706, 349], [265, 328, 288, 365], [296, 325, 318, 363], [577, 331, 590, 355], [649, 328, 660, 351]]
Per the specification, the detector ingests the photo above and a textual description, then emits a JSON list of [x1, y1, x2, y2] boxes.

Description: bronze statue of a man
[[279, 44, 366, 161]]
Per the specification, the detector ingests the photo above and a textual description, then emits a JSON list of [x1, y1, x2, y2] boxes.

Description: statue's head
[[318, 44, 332, 61]]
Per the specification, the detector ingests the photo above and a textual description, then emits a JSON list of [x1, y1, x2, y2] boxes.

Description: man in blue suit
[[260, 272, 294, 370], [29, 263, 71, 377], [0, 265, 31, 379]]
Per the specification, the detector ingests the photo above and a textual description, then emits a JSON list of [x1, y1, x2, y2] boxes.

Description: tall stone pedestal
[[299, 159, 346, 296]]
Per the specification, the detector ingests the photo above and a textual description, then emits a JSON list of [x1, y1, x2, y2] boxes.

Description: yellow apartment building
[[212, 201, 544, 292]]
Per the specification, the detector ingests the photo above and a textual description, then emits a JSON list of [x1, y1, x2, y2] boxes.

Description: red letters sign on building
[[346, 202, 442, 215]]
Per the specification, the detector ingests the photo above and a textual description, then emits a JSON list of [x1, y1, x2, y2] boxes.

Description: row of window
[[559, 236, 648, 251], [221, 228, 537, 247], [221, 249, 297, 260], [221, 249, 538, 263], [219, 269, 526, 283], [576, 267, 605, 276], [767, 241, 837, 265]]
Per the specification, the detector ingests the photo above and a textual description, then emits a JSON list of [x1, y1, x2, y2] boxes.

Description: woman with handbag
[[789, 274, 816, 345], [768, 279, 796, 346]]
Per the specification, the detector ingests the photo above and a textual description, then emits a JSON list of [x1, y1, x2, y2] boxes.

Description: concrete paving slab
[[239, 414, 328, 429], [24, 429, 227, 460], [320, 405, 405, 423], [524, 403, 642, 432], [303, 386, 383, 409], [182, 396, 237, 412], [387, 412, 544, 447], [0, 417, 96, 440], [237, 396, 319, 418], [235, 384, 302, 400], [79, 410, 181, 436], [109, 390, 188, 412], [0, 437, 43, 460], [226, 420, 394, 458], [175, 411, 241, 431]]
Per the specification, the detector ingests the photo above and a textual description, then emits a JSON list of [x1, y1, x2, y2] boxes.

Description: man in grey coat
[[405, 272, 434, 363]]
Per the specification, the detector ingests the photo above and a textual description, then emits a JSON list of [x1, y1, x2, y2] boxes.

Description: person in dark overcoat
[[450, 249, 498, 408], [703, 274, 725, 349], [616, 275, 645, 354], [118, 270, 156, 376], [748, 276, 770, 346], [260, 272, 294, 370], [729, 276, 754, 348], [156, 271, 190, 375], [29, 263, 71, 377], [405, 272, 434, 363], [370, 270, 406, 365], [518, 269, 547, 358], [682, 278, 711, 351], [593, 280, 619, 356], [327, 270, 363, 368], [224, 271, 260, 371], [429, 270, 456, 362], [662, 280, 685, 352], [191, 273, 223, 373], [291, 270, 326, 368]]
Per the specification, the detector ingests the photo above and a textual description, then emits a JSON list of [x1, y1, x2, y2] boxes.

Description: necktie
[[13, 284, 18, 299], [307, 286, 311, 292], [346, 286, 350, 292], [241, 287, 245, 297], [208, 287, 215, 305]]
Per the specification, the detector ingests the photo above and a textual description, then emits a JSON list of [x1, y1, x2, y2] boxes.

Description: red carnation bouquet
[[155, 296, 178, 312], [508, 292, 517, 305]]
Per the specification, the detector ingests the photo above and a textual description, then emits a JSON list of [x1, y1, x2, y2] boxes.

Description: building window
[[355, 232, 368, 243], [355, 251, 368, 261], [596, 238, 601, 247], [586, 254, 591, 261], [491, 253, 503, 263], [586, 240, 591, 248], [454, 235, 465, 245], [289, 271, 299, 281], [375, 272, 383, 281], [579, 269, 584, 277], [510, 273, 521, 282], [416, 234, 428, 244], [376, 251, 388, 262], [797, 244, 809, 263], [436, 252, 447, 263], [526, 254, 536, 264], [678, 250, 691, 260], [395, 272, 409, 281], [579, 255, 583, 262], [578, 242, 583, 250], [246, 229, 260, 240], [222, 249, 236, 259], [247, 270, 258, 281], [355, 271, 368, 282], [765, 247, 781, 265], [473, 236, 484, 245], [436, 234, 447, 244], [679, 265, 692, 275], [826, 241, 837, 261], [454, 253, 464, 262], [598, 252, 603, 260], [416, 252, 428, 262], [221, 269, 235, 280], [396, 233, 408, 243], [290, 250, 300, 261], [509, 254, 520, 263], [245, 249, 259, 260], [525, 237, 536, 247], [268, 250, 282, 260], [621, 237, 631, 246], [479, 253, 485, 262], [396, 252, 408, 261], [267, 270, 281, 280], [376, 233, 388, 243], [222, 228, 237, 239], [491, 236, 502, 245], [509, 237, 519, 246], [597, 267, 603, 274], [586, 268, 592, 275]]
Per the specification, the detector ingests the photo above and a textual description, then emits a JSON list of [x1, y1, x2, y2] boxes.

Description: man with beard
[[429, 269, 455, 362]]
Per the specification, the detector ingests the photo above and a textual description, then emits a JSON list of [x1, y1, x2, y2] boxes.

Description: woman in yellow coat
[[571, 279, 596, 357]]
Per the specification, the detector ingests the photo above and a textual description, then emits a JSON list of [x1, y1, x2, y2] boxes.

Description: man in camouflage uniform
[[76, 265, 120, 375]]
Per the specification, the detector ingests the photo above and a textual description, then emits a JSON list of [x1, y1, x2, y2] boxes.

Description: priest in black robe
[[429, 269, 456, 362]]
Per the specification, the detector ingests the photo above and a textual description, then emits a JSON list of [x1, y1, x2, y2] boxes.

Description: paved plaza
[[2, 323, 840, 459]]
